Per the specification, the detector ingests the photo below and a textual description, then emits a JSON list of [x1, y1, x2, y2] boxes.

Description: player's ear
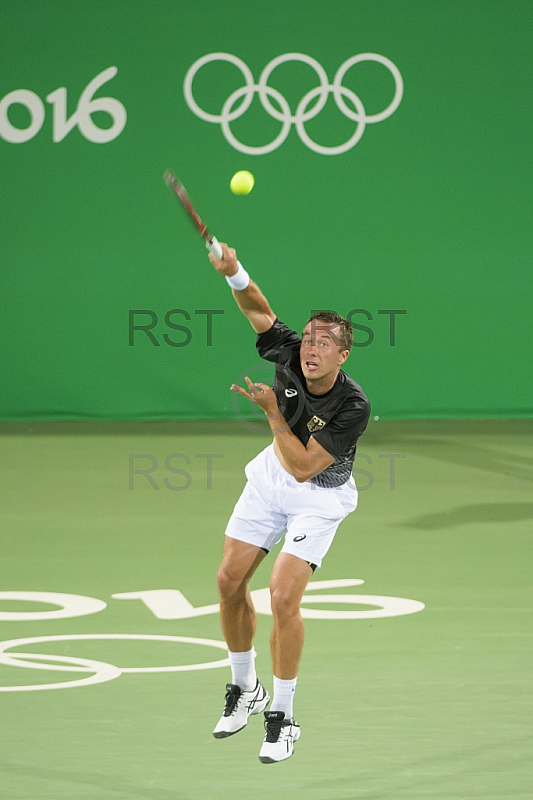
[[339, 349, 349, 365]]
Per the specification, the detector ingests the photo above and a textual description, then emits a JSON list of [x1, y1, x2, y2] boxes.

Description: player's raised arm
[[209, 243, 276, 334]]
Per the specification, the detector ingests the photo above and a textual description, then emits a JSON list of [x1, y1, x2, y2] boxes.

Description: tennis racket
[[163, 170, 223, 260]]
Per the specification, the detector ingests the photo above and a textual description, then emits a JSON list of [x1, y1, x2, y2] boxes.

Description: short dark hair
[[305, 312, 353, 352]]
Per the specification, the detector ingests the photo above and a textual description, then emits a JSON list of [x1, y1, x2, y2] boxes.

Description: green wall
[[1, 1, 531, 419]]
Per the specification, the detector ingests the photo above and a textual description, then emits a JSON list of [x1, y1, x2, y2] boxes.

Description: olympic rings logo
[[183, 52, 403, 155]]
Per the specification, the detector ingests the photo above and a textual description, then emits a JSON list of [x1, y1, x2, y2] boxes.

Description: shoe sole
[[212, 692, 271, 739], [213, 724, 246, 739], [258, 751, 294, 764]]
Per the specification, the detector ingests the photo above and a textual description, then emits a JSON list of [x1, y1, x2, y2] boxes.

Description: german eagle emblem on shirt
[[307, 415, 326, 433]]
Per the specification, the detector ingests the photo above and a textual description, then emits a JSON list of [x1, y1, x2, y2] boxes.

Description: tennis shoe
[[258, 710, 301, 763], [212, 680, 270, 739]]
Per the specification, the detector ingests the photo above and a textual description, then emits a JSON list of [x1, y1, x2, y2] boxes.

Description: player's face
[[300, 322, 348, 382]]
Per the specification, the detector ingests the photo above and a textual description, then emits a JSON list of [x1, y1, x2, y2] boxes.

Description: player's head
[[300, 312, 352, 384]]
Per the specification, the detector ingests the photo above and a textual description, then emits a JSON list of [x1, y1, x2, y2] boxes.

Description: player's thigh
[[269, 552, 313, 610], [281, 483, 358, 568]]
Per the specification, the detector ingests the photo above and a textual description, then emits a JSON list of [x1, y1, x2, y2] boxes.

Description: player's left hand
[[230, 377, 278, 415]]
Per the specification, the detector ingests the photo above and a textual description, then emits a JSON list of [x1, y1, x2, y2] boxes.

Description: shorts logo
[[307, 415, 326, 433], [293, 535, 307, 542], [285, 388, 298, 398]]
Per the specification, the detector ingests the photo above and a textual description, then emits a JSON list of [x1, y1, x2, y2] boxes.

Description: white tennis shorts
[[224, 444, 358, 568]]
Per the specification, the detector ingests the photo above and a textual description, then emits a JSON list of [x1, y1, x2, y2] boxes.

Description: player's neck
[[305, 371, 338, 396]]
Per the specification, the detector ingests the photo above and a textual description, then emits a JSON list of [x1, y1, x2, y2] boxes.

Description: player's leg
[[269, 552, 313, 680], [259, 481, 357, 763], [213, 447, 288, 740], [217, 448, 287, 661], [257, 552, 310, 763], [213, 537, 270, 738], [217, 536, 266, 654]]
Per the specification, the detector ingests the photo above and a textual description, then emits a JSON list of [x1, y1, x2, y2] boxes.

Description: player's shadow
[[424, 441, 533, 482], [399, 501, 533, 530], [369, 427, 533, 484]]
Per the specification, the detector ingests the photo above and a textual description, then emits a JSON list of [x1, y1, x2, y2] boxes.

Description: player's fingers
[[230, 384, 250, 399], [218, 242, 231, 260], [244, 377, 263, 394], [210, 243, 235, 274]]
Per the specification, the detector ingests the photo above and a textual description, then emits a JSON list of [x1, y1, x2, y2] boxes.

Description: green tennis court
[[1, 419, 531, 798]]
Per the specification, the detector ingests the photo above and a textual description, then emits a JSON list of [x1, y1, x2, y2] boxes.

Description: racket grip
[[207, 237, 223, 260]]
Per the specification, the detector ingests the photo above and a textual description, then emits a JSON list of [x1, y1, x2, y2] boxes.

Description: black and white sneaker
[[258, 710, 301, 763], [212, 680, 270, 739]]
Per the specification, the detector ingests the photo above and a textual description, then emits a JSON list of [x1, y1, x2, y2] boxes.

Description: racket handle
[[207, 237, 223, 260]]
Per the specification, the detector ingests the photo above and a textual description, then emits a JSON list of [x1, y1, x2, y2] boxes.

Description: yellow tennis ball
[[230, 170, 254, 195]]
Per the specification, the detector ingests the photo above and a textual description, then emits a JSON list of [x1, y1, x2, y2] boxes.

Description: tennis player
[[209, 244, 370, 763]]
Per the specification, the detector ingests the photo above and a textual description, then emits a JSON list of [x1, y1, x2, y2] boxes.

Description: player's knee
[[269, 584, 300, 620], [217, 564, 247, 600]]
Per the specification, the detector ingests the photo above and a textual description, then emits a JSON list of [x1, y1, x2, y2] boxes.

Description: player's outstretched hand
[[208, 242, 239, 277], [230, 377, 278, 416]]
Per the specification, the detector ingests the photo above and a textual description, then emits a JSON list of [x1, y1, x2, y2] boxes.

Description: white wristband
[[226, 261, 250, 291]]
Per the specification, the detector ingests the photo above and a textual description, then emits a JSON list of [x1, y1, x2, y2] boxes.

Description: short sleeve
[[312, 398, 371, 458], [256, 318, 301, 363]]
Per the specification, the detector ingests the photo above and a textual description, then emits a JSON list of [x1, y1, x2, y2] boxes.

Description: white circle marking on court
[[0, 634, 230, 692]]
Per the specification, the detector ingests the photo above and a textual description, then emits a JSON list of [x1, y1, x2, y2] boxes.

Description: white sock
[[271, 676, 297, 719], [228, 647, 257, 692]]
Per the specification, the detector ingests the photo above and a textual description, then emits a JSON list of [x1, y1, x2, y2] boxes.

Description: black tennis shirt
[[256, 318, 370, 488]]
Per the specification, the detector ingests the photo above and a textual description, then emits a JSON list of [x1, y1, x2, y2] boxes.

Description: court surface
[[0, 419, 531, 800]]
